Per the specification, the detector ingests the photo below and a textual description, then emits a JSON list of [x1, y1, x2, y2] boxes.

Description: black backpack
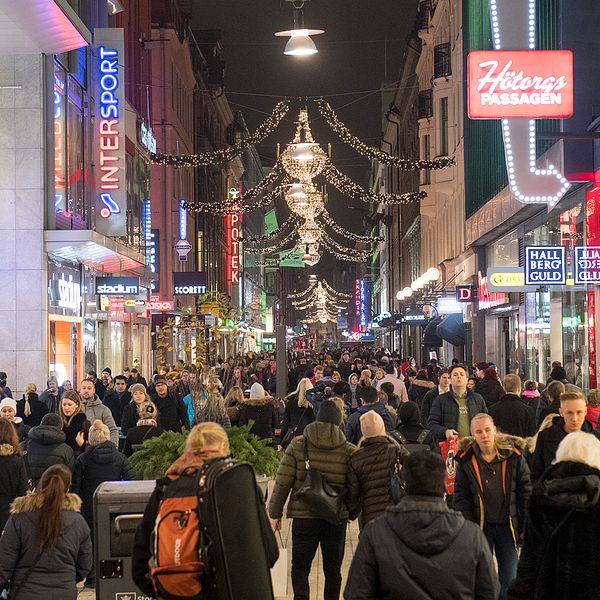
[[389, 429, 431, 454]]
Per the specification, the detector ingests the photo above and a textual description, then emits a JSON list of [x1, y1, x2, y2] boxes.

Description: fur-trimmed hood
[[458, 432, 528, 458], [0, 443, 17, 456], [10, 491, 82, 514], [242, 395, 273, 407], [411, 379, 436, 391], [526, 412, 560, 453]]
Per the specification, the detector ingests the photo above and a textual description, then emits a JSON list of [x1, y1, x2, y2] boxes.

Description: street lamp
[[274, 0, 324, 57]]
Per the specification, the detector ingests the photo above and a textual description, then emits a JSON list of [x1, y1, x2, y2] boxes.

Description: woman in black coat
[[0, 398, 30, 446], [280, 378, 316, 448], [0, 464, 92, 600], [123, 402, 164, 457], [508, 431, 600, 600], [238, 383, 278, 445], [16, 384, 48, 427], [0, 419, 29, 532], [475, 368, 505, 407]]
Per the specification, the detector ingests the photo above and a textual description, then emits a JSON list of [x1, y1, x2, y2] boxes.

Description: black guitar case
[[198, 458, 276, 600]]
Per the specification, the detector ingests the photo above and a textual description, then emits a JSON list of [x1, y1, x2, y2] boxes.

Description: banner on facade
[[574, 246, 600, 284], [93, 28, 127, 236], [173, 272, 207, 295], [96, 276, 140, 295], [487, 267, 537, 292], [525, 246, 567, 285]]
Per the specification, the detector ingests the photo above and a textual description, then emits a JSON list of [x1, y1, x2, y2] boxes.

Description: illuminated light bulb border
[[240, 213, 302, 243], [244, 228, 298, 254], [314, 100, 455, 171], [150, 101, 290, 167], [321, 233, 372, 262], [318, 212, 384, 243]]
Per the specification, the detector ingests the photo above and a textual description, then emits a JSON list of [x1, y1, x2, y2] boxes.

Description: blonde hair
[[361, 369, 372, 385], [331, 396, 347, 425], [186, 422, 230, 455], [588, 389, 600, 408], [555, 431, 600, 470], [23, 383, 37, 417], [224, 386, 244, 406], [60, 390, 83, 427], [88, 419, 110, 446], [297, 378, 314, 409], [470, 413, 514, 455]]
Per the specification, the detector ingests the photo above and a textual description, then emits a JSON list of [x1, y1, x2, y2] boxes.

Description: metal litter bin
[[94, 480, 157, 600]]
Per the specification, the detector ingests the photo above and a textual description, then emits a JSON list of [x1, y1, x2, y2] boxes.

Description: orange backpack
[[149, 470, 204, 600]]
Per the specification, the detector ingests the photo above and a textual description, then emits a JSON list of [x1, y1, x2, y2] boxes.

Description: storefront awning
[[45, 230, 146, 273], [0, 0, 90, 54]]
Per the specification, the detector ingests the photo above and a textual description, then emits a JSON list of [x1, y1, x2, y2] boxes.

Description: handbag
[[389, 447, 406, 503], [439, 435, 459, 495], [270, 530, 289, 597], [280, 407, 308, 448], [294, 436, 347, 524]]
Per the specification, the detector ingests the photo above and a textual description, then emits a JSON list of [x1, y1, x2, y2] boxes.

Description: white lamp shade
[[284, 34, 318, 56], [396, 291, 404, 300], [426, 267, 440, 281]]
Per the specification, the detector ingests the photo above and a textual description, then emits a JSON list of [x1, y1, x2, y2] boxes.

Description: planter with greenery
[[129, 421, 280, 480]]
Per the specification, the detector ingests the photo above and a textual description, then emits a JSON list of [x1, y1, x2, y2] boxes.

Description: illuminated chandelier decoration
[[291, 280, 351, 324]]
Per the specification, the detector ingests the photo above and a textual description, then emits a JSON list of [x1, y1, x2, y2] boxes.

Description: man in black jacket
[[488, 374, 536, 438], [344, 451, 499, 600], [531, 390, 600, 481], [102, 375, 131, 427], [151, 375, 189, 432]]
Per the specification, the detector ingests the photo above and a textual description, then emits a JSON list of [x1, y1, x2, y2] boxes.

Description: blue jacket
[[306, 377, 335, 414], [427, 390, 488, 443], [345, 403, 396, 445]]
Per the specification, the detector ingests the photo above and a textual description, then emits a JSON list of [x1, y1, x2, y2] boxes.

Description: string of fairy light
[[291, 280, 351, 324], [150, 98, 456, 266]]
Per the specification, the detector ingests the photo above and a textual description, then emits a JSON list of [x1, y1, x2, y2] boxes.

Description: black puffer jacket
[[238, 397, 279, 444], [280, 394, 315, 447], [347, 436, 408, 525], [408, 379, 436, 409], [63, 412, 90, 455], [0, 444, 29, 531], [123, 424, 164, 457], [151, 393, 189, 433], [344, 496, 499, 600], [454, 435, 532, 539], [72, 441, 136, 526], [13, 419, 30, 446], [475, 379, 504, 407], [26, 425, 75, 487], [508, 461, 600, 600], [0, 492, 92, 600]]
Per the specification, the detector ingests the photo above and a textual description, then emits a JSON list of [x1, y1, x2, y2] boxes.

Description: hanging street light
[[274, 0, 324, 57]]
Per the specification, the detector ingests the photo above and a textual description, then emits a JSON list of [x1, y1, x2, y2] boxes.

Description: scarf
[[136, 418, 158, 427]]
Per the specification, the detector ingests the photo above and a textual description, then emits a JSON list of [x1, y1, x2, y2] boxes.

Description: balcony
[[434, 43, 451, 79], [418, 89, 433, 120]]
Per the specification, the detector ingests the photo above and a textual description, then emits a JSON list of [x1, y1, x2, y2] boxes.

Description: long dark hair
[[0, 418, 21, 455], [37, 464, 72, 547]]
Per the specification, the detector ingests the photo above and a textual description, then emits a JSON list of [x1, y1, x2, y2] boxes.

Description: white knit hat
[[0, 398, 17, 413], [88, 419, 110, 446], [249, 382, 268, 400]]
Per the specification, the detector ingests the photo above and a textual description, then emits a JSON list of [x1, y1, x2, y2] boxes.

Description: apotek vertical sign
[[94, 29, 126, 235], [226, 185, 242, 291]]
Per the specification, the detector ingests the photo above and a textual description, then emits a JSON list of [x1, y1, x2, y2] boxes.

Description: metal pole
[[276, 324, 287, 398]]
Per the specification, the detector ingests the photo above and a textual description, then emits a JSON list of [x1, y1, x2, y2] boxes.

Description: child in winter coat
[[123, 402, 164, 457]]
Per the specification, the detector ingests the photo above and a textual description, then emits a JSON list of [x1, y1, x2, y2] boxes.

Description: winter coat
[[531, 414, 600, 482], [408, 379, 436, 409], [488, 393, 537, 438], [375, 375, 409, 403], [0, 492, 92, 600], [394, 423, 436, 450], [347, 436, 408, 525], [427, 390, 488, 443], [72, 441, 136, 527], [280, 393, 315, 447], [508, 461, 600, 600], [122, 423, 164, 457], [183, 392, 208, 428], [587, 404, 600, 429], [83, 395, 119, 446], [151, 392, 189, 433], [63, 412, 90, 455], [475, 379, 504, 407], [16, 393, 48, 428], [268, 421, 356, 520], [26, 425, 75, 487], [39, 389, 61, 414], [344, 495, 499, 600], [12, 419, 30, 446], [238, 396, 279, 444], [420, 387, 441, 425], [102, 390, 131, 427], [0, 444, 29, 531], [454, 435, 532, 540], [133, 453, 278, 598], [345, 403, 396, 445], [120, 401, 145, 436]]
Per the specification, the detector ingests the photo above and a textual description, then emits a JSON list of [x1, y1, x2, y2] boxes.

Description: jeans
[[291, 518, 347, 600], [484, 523, 518, 600]]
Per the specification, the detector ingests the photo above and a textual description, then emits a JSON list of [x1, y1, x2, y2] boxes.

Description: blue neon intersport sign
[[525, 246, 566, 285]]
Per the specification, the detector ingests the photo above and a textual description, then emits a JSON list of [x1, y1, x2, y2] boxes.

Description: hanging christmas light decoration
[[292, 281, 350, 324], [280, 107, 328, 181], [286, 181, 327, 218], [151, 101, 290, 167], [314, 99, 455, 171], [317, 211, 384, 243]]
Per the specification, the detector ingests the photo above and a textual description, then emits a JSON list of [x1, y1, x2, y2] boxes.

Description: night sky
[[192, 0, 418, 270]]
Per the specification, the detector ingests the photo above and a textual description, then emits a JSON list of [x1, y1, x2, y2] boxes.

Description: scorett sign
[[173, 272, 207, 295]]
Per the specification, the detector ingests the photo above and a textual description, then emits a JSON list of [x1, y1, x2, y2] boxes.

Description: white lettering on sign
[[97, 283, 139, 295], [57, 275, 80, 310], [174, 285, 207, 295], [226, 190, 242, 288], [146, 301, 174, 311]]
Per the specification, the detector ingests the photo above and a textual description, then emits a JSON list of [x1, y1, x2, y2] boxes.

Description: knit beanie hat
[[317, 399, 341, 425], [88, 419, 110, 446], [129, 383, 147, 397], [360, 410, 386, 438], [404, 451, 446, 497], [41, 412, 63, 428], [139, 402, 157, 421], [398, 401, 421, 425], [0, 398, 16, 413]]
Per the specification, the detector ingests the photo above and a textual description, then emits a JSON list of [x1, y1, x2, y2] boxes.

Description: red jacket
[[587, 404, 600, 429]]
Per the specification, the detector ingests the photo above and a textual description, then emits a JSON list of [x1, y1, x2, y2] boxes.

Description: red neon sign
[[477, 272, 508, 310], [146, 300, 174, 311], [468, 50, 574, 119], [226, 185, 242, 290]]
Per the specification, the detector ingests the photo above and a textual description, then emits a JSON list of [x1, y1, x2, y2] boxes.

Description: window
[[418, 89, 433, 119], [421, 135, 431, 185], [439, 97, 449, 156], [416, 0, 431, 30], [434, 43, 451, 78]]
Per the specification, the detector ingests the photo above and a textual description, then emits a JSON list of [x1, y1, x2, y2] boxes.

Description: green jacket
[[268, 421, 356, 520]]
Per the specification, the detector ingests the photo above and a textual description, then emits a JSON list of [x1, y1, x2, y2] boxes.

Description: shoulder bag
[[294, 436, 347, 524]]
